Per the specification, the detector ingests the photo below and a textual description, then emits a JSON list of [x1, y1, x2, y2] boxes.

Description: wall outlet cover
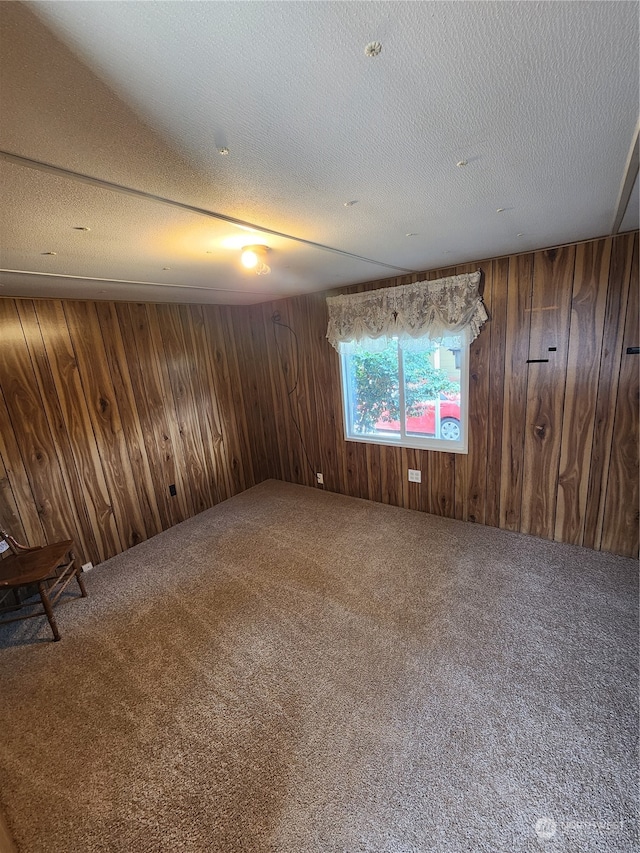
[[316, 473, 324, 485], [81, 562, 93, 572], [408, 469, 422, 483]]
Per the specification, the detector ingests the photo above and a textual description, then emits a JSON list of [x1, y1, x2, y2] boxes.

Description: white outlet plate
[[408, 469, 422, 483], [81, 562, 93, 572], [316, 472, 324, 485]]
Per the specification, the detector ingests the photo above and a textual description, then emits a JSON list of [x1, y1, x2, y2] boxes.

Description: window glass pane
[[343, 339, 400, 438], [339, 334, 468, 453], [402, 342, 462, 442]]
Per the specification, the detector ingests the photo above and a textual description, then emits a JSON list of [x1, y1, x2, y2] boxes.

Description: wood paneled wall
[[233, 233, 639, 558], [0, 300, 267, 566], [0, 232, 637, 565]]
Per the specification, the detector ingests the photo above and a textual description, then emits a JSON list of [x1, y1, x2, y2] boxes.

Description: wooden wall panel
[[114, 302, 183, 531], [293, 296, 324, 490], [485, 257, 509, 528], [183, 304, 230, 506], [457, 262, 491, 525], [0, 297, 255, 565], [231, 305, 278, 485], [39, 299, 123, 562], [201, 305, 251, 496], [94, 301, 163, 538], [262, 305, 297, 485], [0, 384, 45, 547], [0, 300, 95, 554], [242, 234, 637, 557], [583, 233, 636, 550], [146, 304, 200, 520], [15, 300, 98, 562], [499, 254, 533, 530], [601, 235, 639, 557], [217, 308, 256, 491], [555, 239, 611, 546], [64, 300, 149, 550], [521, 245, 575, 539]]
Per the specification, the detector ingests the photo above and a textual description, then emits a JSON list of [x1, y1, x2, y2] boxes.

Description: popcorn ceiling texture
[[0, 481, 637, 852], [0, 2, 638, 304]]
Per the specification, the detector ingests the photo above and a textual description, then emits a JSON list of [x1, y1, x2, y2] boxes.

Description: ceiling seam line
[[0, 269, 280, 296], [0, 150, 419, 274]]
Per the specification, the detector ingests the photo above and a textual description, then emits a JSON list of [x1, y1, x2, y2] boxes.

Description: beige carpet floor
[[0, 480, 637, 853]]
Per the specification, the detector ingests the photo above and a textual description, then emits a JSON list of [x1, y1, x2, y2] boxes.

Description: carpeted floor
[[0, 480, 637, 853]]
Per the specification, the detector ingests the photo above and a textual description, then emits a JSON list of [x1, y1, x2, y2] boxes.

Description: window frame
[[338, 334, 470, 455]]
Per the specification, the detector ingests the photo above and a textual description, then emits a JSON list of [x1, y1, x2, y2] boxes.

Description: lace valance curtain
[[326, 271, 487, 353]]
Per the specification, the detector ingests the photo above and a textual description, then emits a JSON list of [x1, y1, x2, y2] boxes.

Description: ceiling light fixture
[[365, 41, 382, 57], [241, 245, 271, 275]]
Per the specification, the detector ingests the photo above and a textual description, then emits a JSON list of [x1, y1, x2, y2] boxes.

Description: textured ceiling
[[0, 1, 638, 305]]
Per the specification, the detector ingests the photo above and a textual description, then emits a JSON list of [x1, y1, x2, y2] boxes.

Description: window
[[339, 334, 469, 453], [326, 270, 485, 455]]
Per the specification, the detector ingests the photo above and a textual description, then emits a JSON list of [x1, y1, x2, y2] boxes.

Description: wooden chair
[[0, 529, 87, 642]]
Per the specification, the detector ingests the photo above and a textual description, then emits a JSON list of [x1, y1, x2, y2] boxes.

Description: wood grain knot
[[534, 423, 546, 438]]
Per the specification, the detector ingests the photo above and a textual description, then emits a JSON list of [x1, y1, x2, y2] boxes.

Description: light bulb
[[241, 248, 259, 269], [241, 244, 271, 273]]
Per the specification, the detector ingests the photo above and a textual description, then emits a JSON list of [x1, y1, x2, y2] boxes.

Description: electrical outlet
[[81, 562, 93, 572], [316, 472, 324, 485], [408, 468, 422, 483]]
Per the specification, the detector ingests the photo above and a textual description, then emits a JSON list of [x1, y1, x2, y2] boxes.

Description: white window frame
[[338, 335, 469, 454]]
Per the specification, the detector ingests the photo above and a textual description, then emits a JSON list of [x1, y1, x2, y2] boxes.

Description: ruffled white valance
[[326, 271, 487, 353]]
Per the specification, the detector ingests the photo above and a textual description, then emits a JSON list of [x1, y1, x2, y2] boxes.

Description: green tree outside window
[[348, 342, 457, 433]]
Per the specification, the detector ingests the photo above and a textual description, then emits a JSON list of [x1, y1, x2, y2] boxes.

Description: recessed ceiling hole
[[73, 226, 90, 231], [41, 251, 57, 256], [364, 41, 382, 57], [218, 147, 229, 155]]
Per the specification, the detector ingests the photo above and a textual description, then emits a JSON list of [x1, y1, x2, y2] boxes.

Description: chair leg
[[75, 565, 88, 597], [38, 581, 61, 642]]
